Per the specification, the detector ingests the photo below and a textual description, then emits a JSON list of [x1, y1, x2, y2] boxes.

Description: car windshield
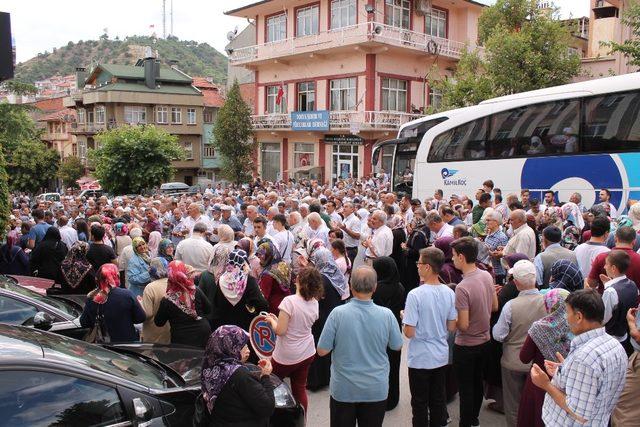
[[0, 276, 81, 318]]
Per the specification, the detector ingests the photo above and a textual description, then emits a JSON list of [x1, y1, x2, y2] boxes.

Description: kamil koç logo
[[441, 168, 466, 186]]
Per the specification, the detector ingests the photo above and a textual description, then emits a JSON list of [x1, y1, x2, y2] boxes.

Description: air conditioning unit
[[415, 0, 432, 16]]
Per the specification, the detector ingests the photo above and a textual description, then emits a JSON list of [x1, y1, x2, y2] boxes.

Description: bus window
[[393, 142, 418, 194], [428, 118, 487, 162], [583, 90, 640, 153]]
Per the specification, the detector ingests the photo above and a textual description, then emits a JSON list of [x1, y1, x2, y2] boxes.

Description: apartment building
[[226, 0, 485, 184], [39, 108, 78, 159], [63, 55, 204, 185], [193, 77, 225, 184]]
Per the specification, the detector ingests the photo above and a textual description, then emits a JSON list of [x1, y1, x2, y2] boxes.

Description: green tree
[[605, 2, 640, 66], [7, 140, 60, 194], [213, 80, 255, 184], [58, 156, 85, 189], [432, 50, 494, 110], [90, 125, 184, 194]]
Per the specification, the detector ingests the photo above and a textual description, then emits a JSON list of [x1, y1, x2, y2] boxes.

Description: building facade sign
[[291, 110, 330, 131], [324, 134, 365, 145]]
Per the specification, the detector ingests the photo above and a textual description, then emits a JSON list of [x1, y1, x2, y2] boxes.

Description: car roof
[[0, 324, 45, 358]]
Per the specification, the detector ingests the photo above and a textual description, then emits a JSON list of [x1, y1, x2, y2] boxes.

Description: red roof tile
[[38, 108, 76, 122], [31, 96, 65, 113]]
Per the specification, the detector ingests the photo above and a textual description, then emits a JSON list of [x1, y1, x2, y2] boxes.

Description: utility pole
[[170, 0, 174, 36], [162, 0, 166, 39]]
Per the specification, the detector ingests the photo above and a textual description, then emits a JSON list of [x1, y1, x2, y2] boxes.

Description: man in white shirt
[[253, 216, 274, 249], [303, 212, 329, 247], [178, 203, 212, 237], [362, 210, 393, 260], [326, 200, 343, 225], [599, 188, 619, 219], [339, 202, 362, 262], [266, 206, 279, 237], [57, 216, 78, 250], [499, 210, 537, 264], [575, 216, 610, 278], [426, 211, 454, 243], [243, 205, 259, 238], [272, 214, 294, 263], [174, 222, 214, 273]]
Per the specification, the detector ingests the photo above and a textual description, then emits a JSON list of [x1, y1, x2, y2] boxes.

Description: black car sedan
[[0, 325, 304, 427]]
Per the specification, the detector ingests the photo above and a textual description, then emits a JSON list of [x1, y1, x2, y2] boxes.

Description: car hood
[[107, 343, 204, 387]]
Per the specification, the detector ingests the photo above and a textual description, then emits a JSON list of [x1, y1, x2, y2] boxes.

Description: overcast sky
[[4, 0, 590, 64]]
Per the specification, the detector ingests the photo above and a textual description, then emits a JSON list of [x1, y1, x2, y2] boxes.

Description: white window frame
[[267, 86, 288, 114], [171, 107, 182, 124], [297, 82, 316, 112], [77, 109, 85, 124], [294, 142, 315, 167], [331, 0, 357, 29], [187, 108, 197, 125], [155, 106, 169, 124], [95, 106, 105, 124], [86, 110, 94, 124], [124, 106, 147, 125], [385, 0, 410, 30], [203, 145, 215, 157], [425, 8, 447, 38], [296, 5, 320, 37], [267, 13, 287, 43], [330, 77, 357, 111], [381, 78, 408, 112]]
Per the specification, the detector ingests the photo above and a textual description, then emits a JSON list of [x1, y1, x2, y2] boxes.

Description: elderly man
[[304, 212, 329, 246], [318, 266, 403, 427], [339, 202, 362, 263], [493, 260, 546, 426], [243, 205, 259, 238], [179, 203, 212, 237], [426, 211, 454, 243], [500, 209, 536, 263], [174, 222, 214, 273], [361, 210, 393, 261], [220, 204, 242, 234], [533, 226, 577, 288]]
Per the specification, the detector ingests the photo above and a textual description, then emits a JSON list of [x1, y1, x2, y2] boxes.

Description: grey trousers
[[501, 367, 528, 427]]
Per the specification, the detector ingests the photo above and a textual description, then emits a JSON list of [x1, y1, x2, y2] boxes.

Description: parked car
[[0, 275, 87, 340], [35, 192, 61, 203], [0, 325, 305, 426], [160, 182, 190, 194], [79, 189, 104, 199]]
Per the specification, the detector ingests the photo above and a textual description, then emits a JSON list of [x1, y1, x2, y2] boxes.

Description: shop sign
[[324, 134, 365, 145], [291, 110, 330, 131]]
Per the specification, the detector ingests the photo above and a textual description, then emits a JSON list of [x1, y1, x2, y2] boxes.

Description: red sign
[[249, 314, 277, 359]]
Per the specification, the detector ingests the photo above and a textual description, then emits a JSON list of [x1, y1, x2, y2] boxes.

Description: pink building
[[226, 0, 485, 184]]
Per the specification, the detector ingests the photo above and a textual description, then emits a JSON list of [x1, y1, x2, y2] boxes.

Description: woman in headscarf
[[0, 233, 29, 276], [434, 236, 463, 285], [605, 215, 640, 251], [305, 247, 345, 391], [518, 289, 572, 427], [147, 230, 162, 258], [113, 222, 132, 285], [561, 202, 585, 231], [154, 260, 211, 348], [402, 208, 430, 296], [629, 202, 640, 232], [140, 257, 171, 344], [59, 242, 96, 294], [209, 224, 237, 281], [126, 236, 152, 298], [29, 226, 68, 281], [157, 239, 174, 266], [193, 325, 276, 426], [199, 249, 268, 332], [561, 225, 581, 251], [119, 227, 143, 287], [256, 239, 292, 315], [80, 264, 146, 342], [542, 206, 564, 231], [75, 218, 90, 243], [548, 259, 583, 292], [372, 257, 406, 411], [237, 237, 262, 279], [387, 214, 407, 279]]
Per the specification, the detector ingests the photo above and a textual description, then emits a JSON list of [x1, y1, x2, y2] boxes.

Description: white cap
[[220, 204, 233, 211], [508, 260, 537, 282]]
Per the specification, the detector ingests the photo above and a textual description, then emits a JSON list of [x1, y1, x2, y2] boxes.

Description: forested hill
[[15, 35, 228, 83]]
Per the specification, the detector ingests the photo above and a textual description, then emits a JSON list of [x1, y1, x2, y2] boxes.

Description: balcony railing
[[251, 110, 424, 131], [71, 121, 119, 133], [229, 21, 479, 65]]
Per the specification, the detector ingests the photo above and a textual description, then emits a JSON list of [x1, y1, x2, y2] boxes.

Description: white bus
[[374, 73, 640, 212]]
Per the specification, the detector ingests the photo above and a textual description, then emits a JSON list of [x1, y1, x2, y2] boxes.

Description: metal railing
[[229, 21, 480, 64], [250, 110, 424, 131]]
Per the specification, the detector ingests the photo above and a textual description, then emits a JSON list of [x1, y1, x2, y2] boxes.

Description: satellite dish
[[227, 27, 239, 41]]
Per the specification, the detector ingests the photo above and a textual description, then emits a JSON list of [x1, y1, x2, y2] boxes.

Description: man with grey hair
[[318, 266, 403, 427], [174, 222, 214, 273], [499, 209, 536, 262], [339, 202, 362, 263], [243, 205, 259, 238], [362, 210, 393, 261], [178, 202, 212, 238], [426, 210, 453, 243]]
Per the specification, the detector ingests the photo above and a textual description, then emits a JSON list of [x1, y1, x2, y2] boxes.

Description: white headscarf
[[629, 202, 640, 231], [561, 202, 585, 230]]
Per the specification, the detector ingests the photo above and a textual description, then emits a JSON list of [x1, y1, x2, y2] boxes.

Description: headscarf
[[311, 247, 349, 299], [256, 239, 291, 293], [528, 289, 572, 361], [387, 215, 405, 231], [561, 225, 581, 251], [114, 222, 129, 237], [629, 202, 640, 231], [60, 242, 92, 289], [434, 236, 455, 261], [217, 224, 235, 243], [471, 221, 487, 237], [304, 237, 325, 259], [148, 231, 162, 258], [91, 263, 120, 304], [236, 238, 253, 256], [548, 260, 583, 292], [166, 260, 198, 319], [42, 226, 62, 244], [357, 208, 370, 224], [149, 257, 168, 280], [561, 202, 585, 230], [218, 249, 250, 306], [201, 325, 249, 413], [544, 206, 564, 229], [132, 236, 151, 264], [410, 214, 427, 230], [505, 253, 529, 269], [158, 239, 174, 262], [613, 215, 633, 234], [372, 256, 404, 308]]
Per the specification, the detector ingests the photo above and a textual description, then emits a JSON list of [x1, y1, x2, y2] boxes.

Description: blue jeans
[[128, 283, 146, 298]]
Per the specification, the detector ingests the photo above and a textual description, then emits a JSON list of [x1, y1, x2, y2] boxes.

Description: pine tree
[[213, 80, 255, 185]]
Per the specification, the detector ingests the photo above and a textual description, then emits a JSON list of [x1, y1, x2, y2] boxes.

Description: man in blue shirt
[[403, 247, 457, 427], [318, 266, 403, 427], [27, 209, 51, 249]]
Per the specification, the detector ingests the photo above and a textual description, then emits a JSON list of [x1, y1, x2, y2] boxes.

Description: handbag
[[84, 302, 111, 344]]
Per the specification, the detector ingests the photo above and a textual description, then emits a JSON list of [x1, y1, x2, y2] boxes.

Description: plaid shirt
[[542, 328, 627, 426], [484, 229, 509, 276]]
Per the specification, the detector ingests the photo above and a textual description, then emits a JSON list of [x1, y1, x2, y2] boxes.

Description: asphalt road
[[305, 340, 507, 427]]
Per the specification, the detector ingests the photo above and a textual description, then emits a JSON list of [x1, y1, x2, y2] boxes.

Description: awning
[[284, 165, 324, 174]]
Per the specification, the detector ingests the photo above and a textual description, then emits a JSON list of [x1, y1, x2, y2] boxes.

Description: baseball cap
[[220, 204, 233, 211], [508, 260, 537, 282]]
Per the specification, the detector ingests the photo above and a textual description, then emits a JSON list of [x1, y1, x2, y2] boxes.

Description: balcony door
[[261, 143, 281, 182]]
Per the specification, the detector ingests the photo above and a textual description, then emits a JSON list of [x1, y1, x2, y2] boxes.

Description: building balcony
[[229, 22, 479, 66], [251, 110, 424, 132]]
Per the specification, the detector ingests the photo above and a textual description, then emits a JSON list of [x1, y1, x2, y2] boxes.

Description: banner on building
[[291, 110, 330, 131], [324, 134, 365, 146]]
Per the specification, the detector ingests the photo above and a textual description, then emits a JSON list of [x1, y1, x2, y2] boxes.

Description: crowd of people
[[3, 175, 640, 427]]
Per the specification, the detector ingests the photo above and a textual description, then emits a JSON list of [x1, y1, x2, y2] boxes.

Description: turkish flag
[[276, 84, 285, 106]]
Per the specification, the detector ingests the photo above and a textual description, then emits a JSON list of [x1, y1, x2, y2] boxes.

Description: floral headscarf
[[256, 239, 291, 293], [311, 247, 349, 299], [410, 214, 427, 230], [149, 257, 168, 280], [561, 225, 581, 251], [132, 237, 151, 264], [528, 289, 572, 361], [158, 239, 174, 262], [304, 237, 326, 259], [166, 260, 198, 319], [148, 231, 162, 258], [219, 249, 250, 306], [201, 325, 249, 413], [114, 222, 129, 237], [60, 241, 92, 289], [91, 263, 120, 304], [561, 202, 585, 230], [387, 214, 405, 231]]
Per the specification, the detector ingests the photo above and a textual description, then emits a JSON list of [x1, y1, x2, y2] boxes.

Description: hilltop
[[15, 35, 228, 84]]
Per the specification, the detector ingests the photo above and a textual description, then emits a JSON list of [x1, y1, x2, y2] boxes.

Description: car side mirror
[[132, 397, 153, 425], [33, 312, 54, 331]]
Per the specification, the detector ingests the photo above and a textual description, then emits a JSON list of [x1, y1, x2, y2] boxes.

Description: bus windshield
[[393, 142, 418, 194]]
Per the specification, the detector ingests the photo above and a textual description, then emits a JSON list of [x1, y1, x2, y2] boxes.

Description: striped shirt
[[542, 327, 627, 426]]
